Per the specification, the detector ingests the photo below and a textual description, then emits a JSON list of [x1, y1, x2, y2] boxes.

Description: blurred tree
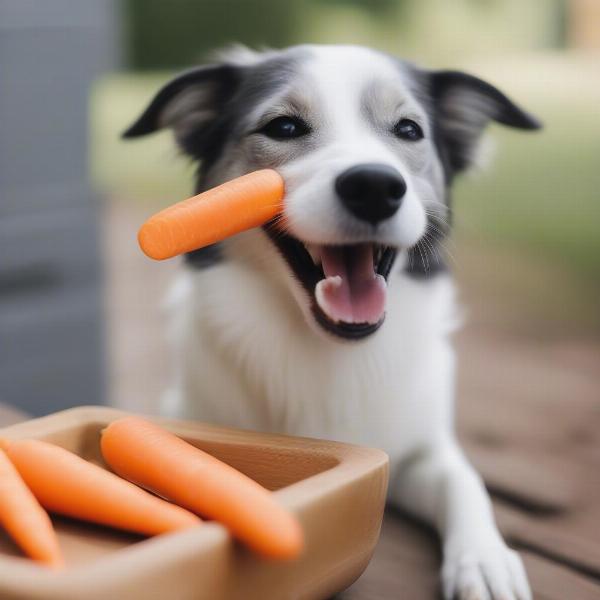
[[123, 0, 307, 69], [316, 0, 400, 15], [123, 0, 568, 70]]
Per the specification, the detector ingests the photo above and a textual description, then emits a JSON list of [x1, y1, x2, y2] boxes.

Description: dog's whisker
[[416, 241, 429, 274], [436, 238, 458, 266], [421, 235, 437, 259], [422, 237, 438, 269], [425, 223, 456, 251], [422, 227, 458, 269]]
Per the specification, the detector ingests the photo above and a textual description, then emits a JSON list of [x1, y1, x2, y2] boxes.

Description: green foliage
[[315, 0, 401, 16], [123, 0, 306, 69], [122, 0, 566, 70], [455, 117, 600, 279]]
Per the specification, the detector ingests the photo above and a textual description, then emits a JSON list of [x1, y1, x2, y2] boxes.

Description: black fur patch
[[124, 50, 306, 270], [400, 63, 541, 279], [191, 51, 307, 175], [122, 65, 241, 140], [183, 243, 224, 268], [428, 70, 541, 176]]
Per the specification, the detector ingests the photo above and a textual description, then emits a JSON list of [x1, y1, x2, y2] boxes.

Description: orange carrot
[[138, 169, 284, 260], [0, 438, 201, 537], [101, 417, 304, 560], [0, 448, 63, 568]]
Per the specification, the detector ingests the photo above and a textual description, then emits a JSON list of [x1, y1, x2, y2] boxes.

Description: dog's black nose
[[335, 163, 406, 225]]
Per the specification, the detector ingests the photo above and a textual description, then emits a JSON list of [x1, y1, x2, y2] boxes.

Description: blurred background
[[1, 0, 599, 417]]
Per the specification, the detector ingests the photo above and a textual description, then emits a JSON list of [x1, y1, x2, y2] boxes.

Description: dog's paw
[[441, 535, 531, 600]]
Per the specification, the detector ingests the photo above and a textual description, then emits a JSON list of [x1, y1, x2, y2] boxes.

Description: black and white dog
[[125, 45, 540, 600]]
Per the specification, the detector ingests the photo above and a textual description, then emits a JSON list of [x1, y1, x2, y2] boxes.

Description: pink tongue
[[315, 245, 387, 325]]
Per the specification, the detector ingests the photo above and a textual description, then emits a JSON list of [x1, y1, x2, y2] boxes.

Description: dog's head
[[125, 44, 540, 341]]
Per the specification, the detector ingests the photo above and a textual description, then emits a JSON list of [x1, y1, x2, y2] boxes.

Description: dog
[[125, 44, 540, 600]]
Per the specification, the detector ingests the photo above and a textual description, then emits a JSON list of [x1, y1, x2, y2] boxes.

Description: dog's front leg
[[390, 441, 531, 600]]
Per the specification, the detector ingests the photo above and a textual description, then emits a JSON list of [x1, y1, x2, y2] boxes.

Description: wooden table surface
[[339, 331, 600, 599], [3, 327, 599, 600], [97, 199, 600, 599]]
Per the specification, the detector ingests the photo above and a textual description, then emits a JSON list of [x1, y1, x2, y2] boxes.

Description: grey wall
[[0, 0, 119, 415]]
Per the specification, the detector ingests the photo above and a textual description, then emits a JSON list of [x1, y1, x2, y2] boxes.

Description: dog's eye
[[260, 116, 310, 140], [392, 119, 424, 141]]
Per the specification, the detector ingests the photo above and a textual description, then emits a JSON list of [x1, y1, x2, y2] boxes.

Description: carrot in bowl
[[101, 417, 304, 560], [0, 438, 201, 537], [138, 169, 284, 260], [0, 448, 63, 568]]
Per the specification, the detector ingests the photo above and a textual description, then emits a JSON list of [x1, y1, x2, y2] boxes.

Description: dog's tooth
[[305, 244, 321, 266]]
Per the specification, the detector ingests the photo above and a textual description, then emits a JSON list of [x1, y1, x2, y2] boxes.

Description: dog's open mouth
[[266, 228, 397, 340]]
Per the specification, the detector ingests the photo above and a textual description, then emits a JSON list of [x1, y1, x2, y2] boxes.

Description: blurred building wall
[[0, 0, 119, 415]]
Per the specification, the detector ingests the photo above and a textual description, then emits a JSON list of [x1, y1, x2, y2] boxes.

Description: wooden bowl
[[0, 406, 388, 600]]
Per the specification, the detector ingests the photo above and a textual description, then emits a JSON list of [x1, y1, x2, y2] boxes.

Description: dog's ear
[[429, 70, 542, 175], [122, 64, 242, 159]]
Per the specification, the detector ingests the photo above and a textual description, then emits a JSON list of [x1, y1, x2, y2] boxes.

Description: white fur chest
[[164, 246, 459, 464]]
